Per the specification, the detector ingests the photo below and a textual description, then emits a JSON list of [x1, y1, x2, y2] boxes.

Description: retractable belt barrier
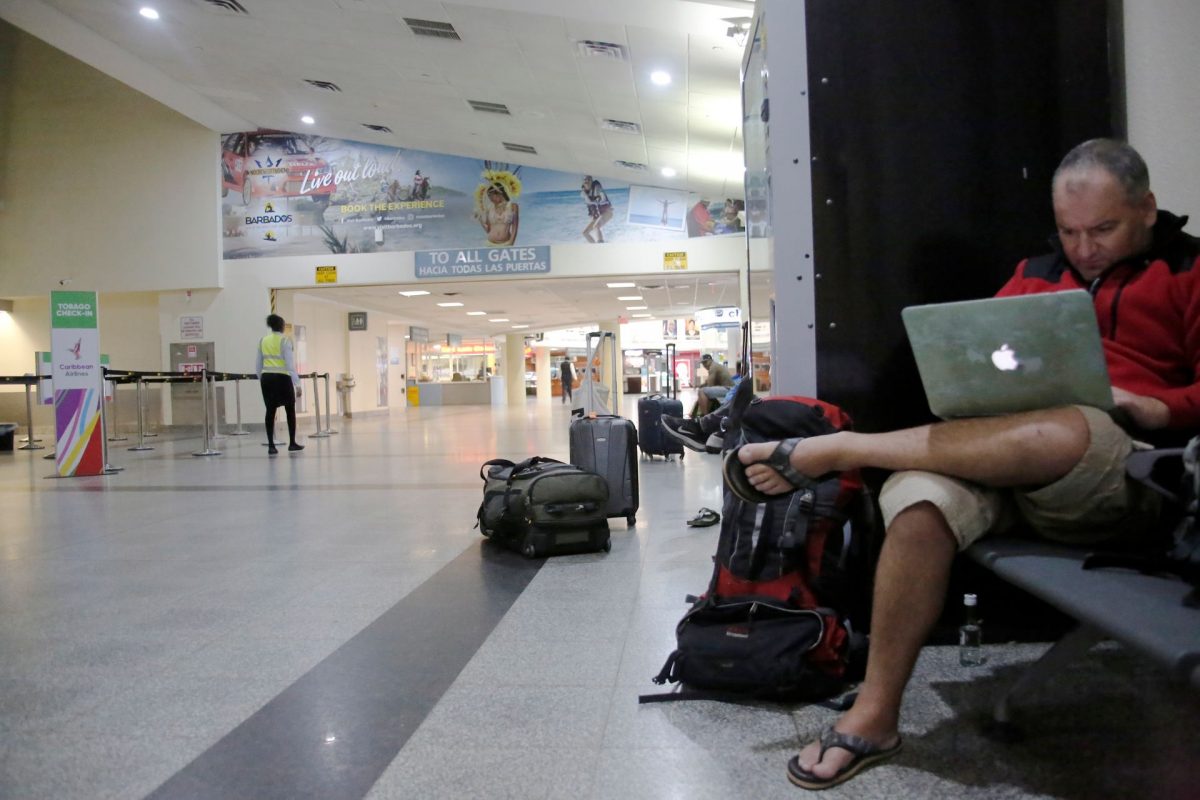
[[0, 375, 46, 451], [302, 372, 338, 439]]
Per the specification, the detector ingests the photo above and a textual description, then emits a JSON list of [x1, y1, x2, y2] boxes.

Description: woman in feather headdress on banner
[[473, 163, 521, 246]]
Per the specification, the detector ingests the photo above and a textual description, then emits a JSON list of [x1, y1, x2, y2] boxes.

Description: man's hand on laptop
[[1111, 386, 1169, 430]]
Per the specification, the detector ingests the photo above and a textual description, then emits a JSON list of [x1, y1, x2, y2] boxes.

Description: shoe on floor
[[267, 446, 278, 456], [786, 727, 903, 790], [704, 432, 724, 454], [687, 507, 721, 527], [288, 443, 304, 452], [661, 415, 708, 452]]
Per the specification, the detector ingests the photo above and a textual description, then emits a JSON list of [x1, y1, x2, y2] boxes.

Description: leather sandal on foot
[[686, 507, 720, 528], [786, 726, 902, 790], [722, 437, 817, 504]]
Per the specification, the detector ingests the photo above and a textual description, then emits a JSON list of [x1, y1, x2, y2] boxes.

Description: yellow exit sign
[[316, 265, 337, 284]]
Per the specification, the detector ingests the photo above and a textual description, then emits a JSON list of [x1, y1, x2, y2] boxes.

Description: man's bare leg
[[739, 406, 1090, 493], [796, 501, 957, 779]]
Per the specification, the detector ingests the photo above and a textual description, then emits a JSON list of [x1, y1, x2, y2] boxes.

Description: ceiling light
[[626, 306, 648, 311], [398, 290, 430, 297], [139, 7, 159, 20], [616, 295, 643, 301], [606, 282, 636, 288], [661, 167, 677, 178], [489, 318, 509, 323], [650, 71, 672, 86], [511, 324, 529, 329], [466, 311, 487, 316], [677, 300, 691, 305], [631, 314, 653, 318], [436, 302, 463, 307], [300, 115, 315, 125]]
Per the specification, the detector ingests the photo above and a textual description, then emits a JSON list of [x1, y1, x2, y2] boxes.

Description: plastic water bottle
[[959, 593, 986, 666]]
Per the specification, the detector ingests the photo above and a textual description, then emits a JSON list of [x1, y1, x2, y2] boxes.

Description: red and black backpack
[[645, 385, 875, 702]]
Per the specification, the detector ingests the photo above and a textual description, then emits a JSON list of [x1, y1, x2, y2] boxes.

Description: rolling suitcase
[[637, 343, 684, 460], [570, 331, 640, 526]]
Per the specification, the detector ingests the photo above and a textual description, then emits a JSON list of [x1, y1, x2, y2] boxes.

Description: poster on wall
[[49, 291, 104, 477], [219, 131, 742, 259]]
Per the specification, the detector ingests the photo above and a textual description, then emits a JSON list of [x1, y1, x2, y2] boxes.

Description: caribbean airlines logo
[[68, 338, 82, 360]]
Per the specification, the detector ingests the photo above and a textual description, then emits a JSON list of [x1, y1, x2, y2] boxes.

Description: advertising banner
[[219, 131, 743, 260], [50, 291, 104, 477]]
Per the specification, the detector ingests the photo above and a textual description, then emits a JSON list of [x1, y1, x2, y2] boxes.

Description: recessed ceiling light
[[626, 306, 648, 311], [511, 324, 529, 329], [616, 295, 643, 301], [677, 300, 691, 305], [436, 302, 463, 307], [650, 70, 672, 86], [466, 311, 487, 316], [300, 115, 315, 125], [398, 290, 430, 297], [139, 7, 159, 20], [489, 318, 509, 322], [631, 314, 653, 318], [606, 282, 636, 288], [661, 167, 677, 178]]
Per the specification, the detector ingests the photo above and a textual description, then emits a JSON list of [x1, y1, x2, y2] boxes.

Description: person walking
[[559, 358, 575, 404], [255, 314, 304, 456]]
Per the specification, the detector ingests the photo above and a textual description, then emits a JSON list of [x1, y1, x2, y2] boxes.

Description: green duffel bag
[[477, 457, 611, 558]]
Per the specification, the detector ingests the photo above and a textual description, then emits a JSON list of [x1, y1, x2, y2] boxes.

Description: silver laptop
[[901, 290, 1114, 419]]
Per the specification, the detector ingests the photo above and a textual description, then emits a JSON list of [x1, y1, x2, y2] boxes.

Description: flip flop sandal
[[722, 437, 818, 504], [786, 726, 903, 790], [686, 507, 720, 527]]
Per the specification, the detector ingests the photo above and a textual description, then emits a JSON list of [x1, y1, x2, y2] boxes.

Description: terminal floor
[[1, 396, 1197, 799]]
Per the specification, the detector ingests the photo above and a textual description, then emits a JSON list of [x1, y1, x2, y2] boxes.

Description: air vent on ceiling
[[468, 100, 511, 115], [600, 118, 641, 134], [195, 0, 250, 13], [362, 124, 393, 133], [503, 142, 538, 155], [304, 79, 342, 92], [576, 40, 628, 61], [404, 17, 461, 40], [614, 160, 647, 171]]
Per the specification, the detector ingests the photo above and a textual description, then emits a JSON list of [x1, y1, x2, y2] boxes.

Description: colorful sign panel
[[219, 131, 742, 260], [50, 291, 104, 477]]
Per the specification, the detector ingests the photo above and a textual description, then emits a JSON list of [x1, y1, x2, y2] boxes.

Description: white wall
[[0, 27, 220, 297], [1124, 1, 1200, 216]]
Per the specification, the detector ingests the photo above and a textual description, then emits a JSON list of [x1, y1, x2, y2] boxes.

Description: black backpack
[[1084, 436, 1200, 606], [643, 387, 875, 702]]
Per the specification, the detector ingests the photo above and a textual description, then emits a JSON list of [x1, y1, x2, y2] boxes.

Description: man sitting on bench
[[726, 138, 1200, 790]]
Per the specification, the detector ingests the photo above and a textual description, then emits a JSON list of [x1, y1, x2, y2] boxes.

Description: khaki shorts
[[878, 406, 1161, 550]]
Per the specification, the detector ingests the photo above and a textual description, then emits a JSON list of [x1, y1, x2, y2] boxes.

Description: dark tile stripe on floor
[[143, 541, 542, 800]]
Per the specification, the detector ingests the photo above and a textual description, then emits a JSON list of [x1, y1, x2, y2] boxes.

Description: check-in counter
[[410, 380, 491, 406]]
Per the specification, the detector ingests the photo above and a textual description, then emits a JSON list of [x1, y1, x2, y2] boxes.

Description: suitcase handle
[[545, 501, 598, 516]]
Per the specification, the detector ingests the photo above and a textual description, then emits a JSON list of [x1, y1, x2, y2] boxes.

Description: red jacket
[[995, 211, 1200, 438]]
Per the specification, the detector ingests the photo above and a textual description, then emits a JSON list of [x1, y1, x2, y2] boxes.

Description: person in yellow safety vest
[[255, 314, 303, 456]]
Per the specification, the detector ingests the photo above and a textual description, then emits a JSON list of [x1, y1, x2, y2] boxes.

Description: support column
[[534, 345, 552, 403], [504, 333, 526, 406]]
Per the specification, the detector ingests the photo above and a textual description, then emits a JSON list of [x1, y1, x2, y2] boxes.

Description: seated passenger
[[729, 139, 1200, 789], [695, 354, 734, 416]]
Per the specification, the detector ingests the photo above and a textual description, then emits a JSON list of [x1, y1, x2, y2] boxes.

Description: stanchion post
[[18, 378, 45, 450], [100, 375, 123, 474], [322, 373, 338, 434], [209, 373, 227, 440], [308, 372, 330, 439], [128, 376, 153, 451], [230, 375, 249, 435], [107, 375, 128, 442], [193, 370, 221, 457]]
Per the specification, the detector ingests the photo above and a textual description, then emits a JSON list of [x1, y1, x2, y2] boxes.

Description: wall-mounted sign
[[446, 333, 462, 347], [348, 311, 368, 331], [409, 325, 430, 343], [316, 265, 338, 284], [180, 315, 204, 339], [664, 251, 688, 271], [696, 306, 742, 330], [414, 246, 550, 279]]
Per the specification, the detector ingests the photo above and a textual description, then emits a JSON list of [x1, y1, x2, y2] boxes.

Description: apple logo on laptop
[[991, 343, 1019, 371]]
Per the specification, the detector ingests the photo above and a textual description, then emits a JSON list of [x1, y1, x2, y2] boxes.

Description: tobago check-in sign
[[50, 291, 104, 477]]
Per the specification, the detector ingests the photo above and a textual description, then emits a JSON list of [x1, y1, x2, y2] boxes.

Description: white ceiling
[[1, 0, 760, 338]]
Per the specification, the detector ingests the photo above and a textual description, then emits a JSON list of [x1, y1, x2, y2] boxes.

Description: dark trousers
[[260, 373, 297, 445]]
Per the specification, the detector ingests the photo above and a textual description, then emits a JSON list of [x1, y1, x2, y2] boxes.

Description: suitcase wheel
[[626, 514, 636, 527], [522, 542, 537, 559], [603, 540, 612, 553]]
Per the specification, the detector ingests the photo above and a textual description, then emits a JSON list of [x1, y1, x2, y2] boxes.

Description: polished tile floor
[[1, 394, 1197, 799]]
